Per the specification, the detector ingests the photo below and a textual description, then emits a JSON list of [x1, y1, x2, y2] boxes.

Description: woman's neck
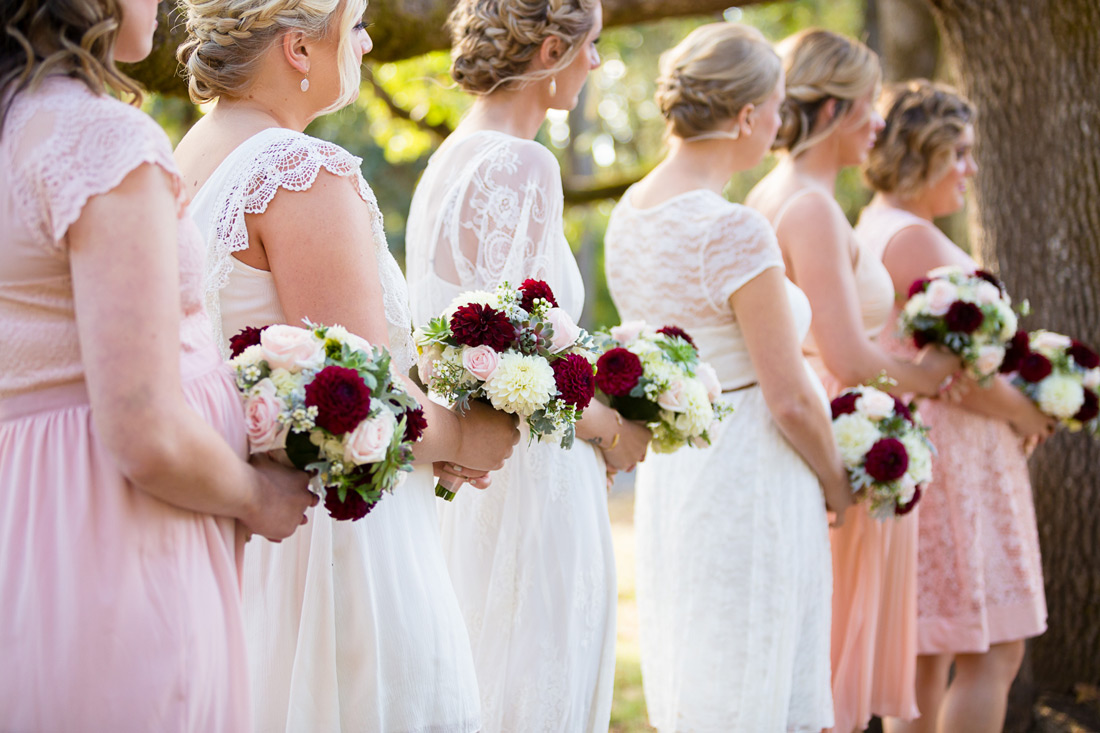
[[787, 136, 842, 192], [460, 91, 549, 141], [212, 93, 313, 134], [878, 191, 937, 221]]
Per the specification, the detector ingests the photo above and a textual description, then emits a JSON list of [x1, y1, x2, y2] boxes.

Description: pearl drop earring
[[548, 76, 557, 97], [300, 77, 310, 93]]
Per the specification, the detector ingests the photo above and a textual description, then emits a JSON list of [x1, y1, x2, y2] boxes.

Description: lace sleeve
[[699, 205, 785, 312]]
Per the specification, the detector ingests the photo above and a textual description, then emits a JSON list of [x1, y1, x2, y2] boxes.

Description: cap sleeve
[[699, 205, 785, 311]]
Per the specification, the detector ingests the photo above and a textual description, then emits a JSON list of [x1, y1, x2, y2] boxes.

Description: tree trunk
[[927, 0, 1100, 720], [868, 0, 940, 82]]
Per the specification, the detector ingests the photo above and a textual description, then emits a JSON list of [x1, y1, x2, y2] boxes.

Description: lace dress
[[405, 130, 616, 732], [605, 188, 834, 732], [188, 127, 480, 733], [859, 201, 1046, 655], [0, 77, 249, 730]]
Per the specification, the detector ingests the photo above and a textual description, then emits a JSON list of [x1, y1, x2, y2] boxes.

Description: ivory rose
[[261, 325, 326, 371], [546, 308, 581, 353], [610, 320, 646, 344], [924, 279, 959, 317], [343, 408, 397, 465]]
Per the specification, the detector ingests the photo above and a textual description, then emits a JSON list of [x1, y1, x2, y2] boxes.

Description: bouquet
[[414, 279, 597, 498], [229, 322, 425, 521], [830, 385, 934, 519], [1000, 329, 1100, 434], [591, 321, 732, 454], [899, 265, 1022, 384]]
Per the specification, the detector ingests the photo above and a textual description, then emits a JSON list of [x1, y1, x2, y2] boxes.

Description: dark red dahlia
[[973, 269, 1005, 291], [304, 365, 373, 435], [518, 279, 558, 312], [864, 437, 910, 482], [1074, 389, 1099, 423], [893, 397, 914, 423], [1018, 353, 1053, 383], [1069, 340, 1100, 370], [943, 301, 985, 334], [907, 278, 931, 299], [656, 325, 698, 349], [896, 486, 922, 516], [595, 348, 644, 397], [912, 329, 938, 349], [1000, 330, 1031, 373], [830, 391, 860, 420], [403, 406, 428, 442], [450, 304, 515, 351], [229, 325, 267, 358], [324, 488, 372, 521], [552, 353, 596, 410]]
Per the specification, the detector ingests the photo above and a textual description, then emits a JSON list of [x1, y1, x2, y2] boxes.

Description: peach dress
[[0, 77, 250, 730], [858, 201, 1047, 655]]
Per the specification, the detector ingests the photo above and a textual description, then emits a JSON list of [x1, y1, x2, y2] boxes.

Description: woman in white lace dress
[[604, 24, 853, 732], [405, 1, 650, 730], [174, 2, 519, 731]]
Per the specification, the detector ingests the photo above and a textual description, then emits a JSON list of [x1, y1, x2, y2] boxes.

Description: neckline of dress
[[621, 186, 729, 214], [193, 126, 299, 202]]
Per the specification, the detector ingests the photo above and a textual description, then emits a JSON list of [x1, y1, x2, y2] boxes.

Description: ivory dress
[[406, 130, 617, 732], [859, 200, 1047, 655], [189, 127, 480, 733], [605, 188, 834, 732], [0, 77, 249, 730]]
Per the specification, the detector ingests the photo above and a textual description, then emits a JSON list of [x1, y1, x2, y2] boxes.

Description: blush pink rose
[[261, 325, 326, 371], [974, 344, 1006, 376], [856, 388, 897, 420], [546, 308, 581, 353], [696, 362, 721, 402], [657, 379, 689, 413], [924, 280, 959, 316], [610, 320, 646, 344], [244, 379, 287, 453], [462, 345, 500, 381], [973, 281, 1003, 305], [343, 409, 396, 465]]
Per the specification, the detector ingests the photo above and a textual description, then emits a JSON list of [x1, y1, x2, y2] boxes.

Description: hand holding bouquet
[[1000, 329, 1100, 434], [899, 266, 1022, 384], [229, 323, 425, 521], [830, 385, 934, 519], [592, 322, 732, 454]]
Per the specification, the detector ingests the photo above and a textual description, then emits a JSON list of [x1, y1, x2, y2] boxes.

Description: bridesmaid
[[405, 0, 650, 729], [174, 1, 518, 730], [604, 22, 852, 732], [860, 80, 1052, 733], [745, 29, 959, 733], [0, 0, 315, 729]]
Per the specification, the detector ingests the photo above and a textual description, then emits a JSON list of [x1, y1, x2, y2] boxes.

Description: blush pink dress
[[0, 77, 251, 730], [858, 200, 1047, 656]]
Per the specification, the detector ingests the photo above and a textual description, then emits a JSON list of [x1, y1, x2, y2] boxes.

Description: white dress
[[405, 130, 616, 732], [189, 127, 481, 733], [604, 188, 834, 733]]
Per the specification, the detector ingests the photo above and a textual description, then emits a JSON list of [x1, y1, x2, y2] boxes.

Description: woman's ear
[[538, 35, 565, 70], [738, 103, 756, 137], [282, 30, 311, 75], [819, 97, 838, 128]]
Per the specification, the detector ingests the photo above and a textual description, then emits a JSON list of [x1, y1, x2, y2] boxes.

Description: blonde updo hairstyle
[[178, 0, 365, 111], [773, 29, 881, 156], [863, 80, 975, 199], [448, 0, 599, 95], [655, 23, 782, 140]]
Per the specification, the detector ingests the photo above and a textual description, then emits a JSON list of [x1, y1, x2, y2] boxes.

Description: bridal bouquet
[[229, 323, 424, 521], [898, 265, 1021, 384], [830, 385, 933, 519], [591, 322, 732, 454], [1000, 329, 1100, 434]]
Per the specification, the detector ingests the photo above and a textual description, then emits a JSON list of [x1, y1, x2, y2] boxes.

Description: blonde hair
[[177, 0, 365, 112], [655, 22, 781, 139], [1, 0, 142, 133], [773, 28, 880, 156], [448, 0, 598, 95], [863, 80, 975, 199]]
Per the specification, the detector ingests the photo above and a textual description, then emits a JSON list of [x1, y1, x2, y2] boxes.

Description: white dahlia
[[832, 413, 882, 467], [1036, 374, 1085, 419], [483, 353, 556, 415]]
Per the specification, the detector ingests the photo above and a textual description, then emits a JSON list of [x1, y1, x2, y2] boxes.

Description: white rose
[[832, 413, 882, 467], [1036, 374, 1085, 419], [610, 320, 646, 344], [261, 324, 326, 372], [444, 290, 498, 321], [243, 378, 288, 453], [546, 308, 581, 353], [924, 279, 959, 317], [1084, 369, 1100, 390], [897, 474, 918, 506], [973, 344, 1006, 377], [695, 362, 722, 402], [657, 379, 690, 413], [927, 264, 965, 279], [343, 409, 397, 465], [1032, 330, 1072, 355], [998, 306, 1018, 340], [855, 387, 896, 420], [973, 280, 1003, 306], [903, 292, 930, 320]]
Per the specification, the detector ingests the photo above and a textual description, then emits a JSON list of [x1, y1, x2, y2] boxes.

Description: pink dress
[[0, 77, 251, 730], [858, 201, 1047, 655]]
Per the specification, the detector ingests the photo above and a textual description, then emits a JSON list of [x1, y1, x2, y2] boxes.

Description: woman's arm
[[70, 164, 315, 540]]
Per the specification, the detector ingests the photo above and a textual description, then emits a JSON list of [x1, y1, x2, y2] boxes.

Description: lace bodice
[[405, 130, 585, 324], [605, 188, 809, 390], [0, 77, 211, 399], [188, 128, 416, 373]]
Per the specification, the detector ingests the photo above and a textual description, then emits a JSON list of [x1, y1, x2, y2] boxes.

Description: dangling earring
[[548, 76, 557, 97], [300, 76, 310, 93]]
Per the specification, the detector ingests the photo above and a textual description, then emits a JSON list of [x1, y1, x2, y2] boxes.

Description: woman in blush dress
[[174, 1, 519, 730], [860, 80, 1053, 733], [745, 30, 961, 733], [604, 23, 854, 732], [0, 0, 316, 729], [404, 1, 650, 729]]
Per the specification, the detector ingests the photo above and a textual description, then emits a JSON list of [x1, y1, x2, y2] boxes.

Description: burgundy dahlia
[[830, 391, 860, 419], [518, 279, 558, 312], [896, 486, 922, 516], [944, 301, 985, 334], [1017, 353, 1053, 383], [450, 303, 515, 351], [403, 406, 428, 442], [305, 365, 373, 435], [595, 348, 644, 397], [973, 269, 1005, 291], [229, 325, 266, 358], [656, 325, 697, 349], [552, 353, 596, 409], [325, 488, 372, 521], [1000, 330, 1031, 373], [907, 278, 931, 299], [1069, 340, 1100, 370], [1074, 389, 1099, 423], [912, 329, 938, 349], [864, 438, 910, 482], [893, 397, 914, 423]]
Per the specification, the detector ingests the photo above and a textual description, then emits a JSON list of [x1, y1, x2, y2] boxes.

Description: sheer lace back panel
[[188, 128, 416, 373], [406, 130, 585, 324], [605, 189, 806, 390]]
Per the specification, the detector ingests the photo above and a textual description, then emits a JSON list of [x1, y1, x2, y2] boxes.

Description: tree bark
[[868, 0, 940, 82], [927, 0, 1100, 714]]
